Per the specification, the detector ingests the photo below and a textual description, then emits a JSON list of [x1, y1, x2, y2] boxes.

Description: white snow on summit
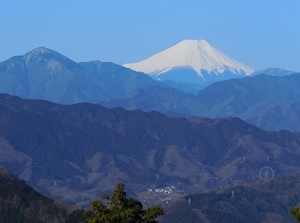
[[124, 40, 254, 77]]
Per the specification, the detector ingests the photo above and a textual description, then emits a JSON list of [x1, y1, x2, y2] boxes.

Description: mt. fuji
[[124, 40, 255, 84]]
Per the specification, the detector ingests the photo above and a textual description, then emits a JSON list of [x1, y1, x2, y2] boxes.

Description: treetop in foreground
[[83, 183, 164, 223], [290, 206, 300, 223]]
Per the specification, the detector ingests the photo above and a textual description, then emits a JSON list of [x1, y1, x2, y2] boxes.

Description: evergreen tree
[[83, 183, 164, 223], [290, 206, 300, 223]]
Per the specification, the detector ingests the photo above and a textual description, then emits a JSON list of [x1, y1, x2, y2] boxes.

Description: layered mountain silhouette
[[1, 93, 300, 207], [1, 47, 300, 132], [105, 73, 300, 131]]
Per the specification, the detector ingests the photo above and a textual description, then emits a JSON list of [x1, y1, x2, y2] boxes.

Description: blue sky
[[1, 0, 300, 71]]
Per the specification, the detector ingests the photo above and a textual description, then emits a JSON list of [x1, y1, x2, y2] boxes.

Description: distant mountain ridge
[[124, 39, 255, 84], [104, 73, 300, 132], [253, 68, 296, 76], [0, 47, 159, 104], [195, 74, 300, 131]]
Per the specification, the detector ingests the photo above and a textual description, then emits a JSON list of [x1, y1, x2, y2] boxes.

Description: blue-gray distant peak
[[253, 68, 296, 77]]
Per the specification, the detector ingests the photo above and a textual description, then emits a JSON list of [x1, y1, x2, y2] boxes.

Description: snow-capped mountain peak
[[124, 39, 254, 78]]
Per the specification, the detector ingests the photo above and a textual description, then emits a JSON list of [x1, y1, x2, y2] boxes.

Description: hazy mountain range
[[104, 74, 300, 131]]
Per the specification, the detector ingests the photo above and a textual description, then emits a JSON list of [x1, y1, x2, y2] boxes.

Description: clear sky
[[1, 0, 300, 71]]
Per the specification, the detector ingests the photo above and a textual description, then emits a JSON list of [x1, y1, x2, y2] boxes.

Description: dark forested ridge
[[1, 93, 300, 208], [0, 167, 83, 223]]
